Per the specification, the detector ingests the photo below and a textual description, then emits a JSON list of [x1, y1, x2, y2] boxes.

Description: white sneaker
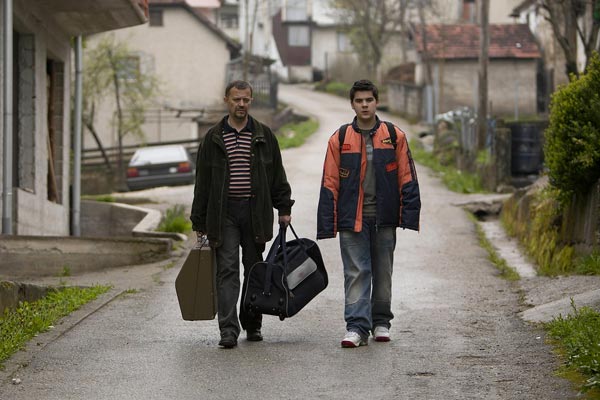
[[341, 331, 368, 348], [373, 326, 391, 342]]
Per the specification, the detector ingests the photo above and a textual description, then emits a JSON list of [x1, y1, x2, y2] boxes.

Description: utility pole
[[2, 0, 14, 234], [477, 0, 489, 150], [243, 0, 250, 80]]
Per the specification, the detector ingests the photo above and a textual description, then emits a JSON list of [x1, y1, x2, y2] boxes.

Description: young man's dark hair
[[349, 79, 378, 102], [225, 80, 253, 97]]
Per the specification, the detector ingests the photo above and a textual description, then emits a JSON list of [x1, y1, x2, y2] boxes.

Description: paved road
[[0, 84, 574, 399]]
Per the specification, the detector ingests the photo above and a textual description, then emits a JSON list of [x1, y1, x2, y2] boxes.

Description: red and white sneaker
[[373, 326, 391, 342], [341, 331, 368, 348]]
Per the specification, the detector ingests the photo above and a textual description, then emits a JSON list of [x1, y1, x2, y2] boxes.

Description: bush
[[545, 51, 600, 202], [158, 204, 192, 233], [324, 81, 352, 98]]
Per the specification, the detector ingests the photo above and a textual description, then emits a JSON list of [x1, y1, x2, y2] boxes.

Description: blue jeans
[[339, 217, 396, 338]]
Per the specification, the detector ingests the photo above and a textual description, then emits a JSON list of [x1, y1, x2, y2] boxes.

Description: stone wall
[[503, 177, 600, 258], [562, 180, 600, 254], [0, 281, 56, 312]]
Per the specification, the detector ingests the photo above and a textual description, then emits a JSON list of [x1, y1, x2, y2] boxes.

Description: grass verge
[[83, 194, 116, 202], [276, 118, 319, 149], [410, 139, 485, 194], [0, 285, 111, 368], [544, 300, 600, 397], [158, 204, 192, 233]]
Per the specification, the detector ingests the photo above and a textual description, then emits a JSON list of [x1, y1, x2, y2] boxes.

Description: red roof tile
[[413, 24, 541, 60]]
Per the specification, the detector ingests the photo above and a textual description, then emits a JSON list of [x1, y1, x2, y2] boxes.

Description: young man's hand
[[195, 231, 206, 242], [279, 215, 292, 227]]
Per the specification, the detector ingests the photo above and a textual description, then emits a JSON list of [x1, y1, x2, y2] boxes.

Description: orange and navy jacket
[[317, 117, 421, 239]]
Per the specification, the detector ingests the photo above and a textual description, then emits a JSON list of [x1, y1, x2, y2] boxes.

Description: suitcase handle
[[193, 236, 209, 250]]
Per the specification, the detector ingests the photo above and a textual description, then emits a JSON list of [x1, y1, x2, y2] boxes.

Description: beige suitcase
[[175, 240, 217, 320]]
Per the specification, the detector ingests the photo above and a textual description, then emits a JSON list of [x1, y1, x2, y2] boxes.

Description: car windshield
[[129, 146, 187, 166]]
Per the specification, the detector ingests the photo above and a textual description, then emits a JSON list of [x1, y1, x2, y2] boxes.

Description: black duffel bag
[[243, 224, 328, 321]]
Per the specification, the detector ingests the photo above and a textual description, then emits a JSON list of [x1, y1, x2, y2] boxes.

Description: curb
[[0, 287, 123, 385], [519, 288, 600, 324]]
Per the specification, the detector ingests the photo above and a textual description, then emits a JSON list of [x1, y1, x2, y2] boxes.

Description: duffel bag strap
[[288, 223, 309, 253], [263, 226, 286, 295]]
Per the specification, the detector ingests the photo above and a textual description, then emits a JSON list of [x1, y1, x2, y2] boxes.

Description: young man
[[317, 79, 420, 347], [191, 80, 293, 348]]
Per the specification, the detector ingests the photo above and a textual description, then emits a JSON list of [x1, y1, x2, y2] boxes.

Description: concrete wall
[[0, 281, 56, 312], [311, 27, 339, 73], [0, 235, 172, 279], [85, 6, 233, 149], [0, 0, 74, 236], [434, 59, 538, 116], [387, 82, 424, 119], [81, 200, 150, 237]]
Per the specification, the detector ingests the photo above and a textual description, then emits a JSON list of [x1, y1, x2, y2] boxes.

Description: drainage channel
[[477, 218, 537, 278]]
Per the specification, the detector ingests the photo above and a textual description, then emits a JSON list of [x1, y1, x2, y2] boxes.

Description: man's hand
[[195, 231, 206, 242], [279, 215, 292, 227]]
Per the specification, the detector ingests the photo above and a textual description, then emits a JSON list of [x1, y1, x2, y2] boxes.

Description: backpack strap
[[383, 121, 398, 150], [339, 121, 398, 152], [338, 124, 350, 153]]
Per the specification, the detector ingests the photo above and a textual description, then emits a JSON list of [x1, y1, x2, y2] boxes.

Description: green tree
[[545, 51, 600, 201], [83, 34, 160, 189]]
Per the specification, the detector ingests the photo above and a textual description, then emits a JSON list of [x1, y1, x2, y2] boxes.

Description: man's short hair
[[225, 80, 253, 97], [349, 79, 378, 102]]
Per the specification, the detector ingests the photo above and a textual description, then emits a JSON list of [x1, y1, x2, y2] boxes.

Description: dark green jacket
[[190, 115, 294, 247]]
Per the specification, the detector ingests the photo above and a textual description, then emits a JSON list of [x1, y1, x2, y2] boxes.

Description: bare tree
[[398, 0, 411, 63], [83, 34, 160, 190], [332, 0, 404, 80], [538, 0, 600, 80]]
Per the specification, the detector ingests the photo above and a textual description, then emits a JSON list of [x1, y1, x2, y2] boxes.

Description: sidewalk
[[0, 236, 192, 385]]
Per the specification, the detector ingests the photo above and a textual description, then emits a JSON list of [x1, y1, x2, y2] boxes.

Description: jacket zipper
[[215, 130, 228, 244]]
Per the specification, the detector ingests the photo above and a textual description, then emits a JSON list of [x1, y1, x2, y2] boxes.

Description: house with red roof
[[388, 23, 542, 120]]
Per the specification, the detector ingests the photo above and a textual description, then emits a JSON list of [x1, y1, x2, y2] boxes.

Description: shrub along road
[[0, 84, 577, 399]]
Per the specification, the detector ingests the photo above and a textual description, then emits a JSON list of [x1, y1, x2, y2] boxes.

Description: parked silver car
[[126, 144, 196, 191]]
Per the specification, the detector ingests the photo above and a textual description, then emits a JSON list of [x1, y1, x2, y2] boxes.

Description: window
[[286, 0, 307, 21], [149, 9, 163, 26], [220, 13, 238, 29], [337, 32, 352, 52], [46, 59, 65, 204], [462, 0, 476, 23], [288, 26, 309, 46], [118, 56, 141, 81], [13, 32, 36, 192]]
